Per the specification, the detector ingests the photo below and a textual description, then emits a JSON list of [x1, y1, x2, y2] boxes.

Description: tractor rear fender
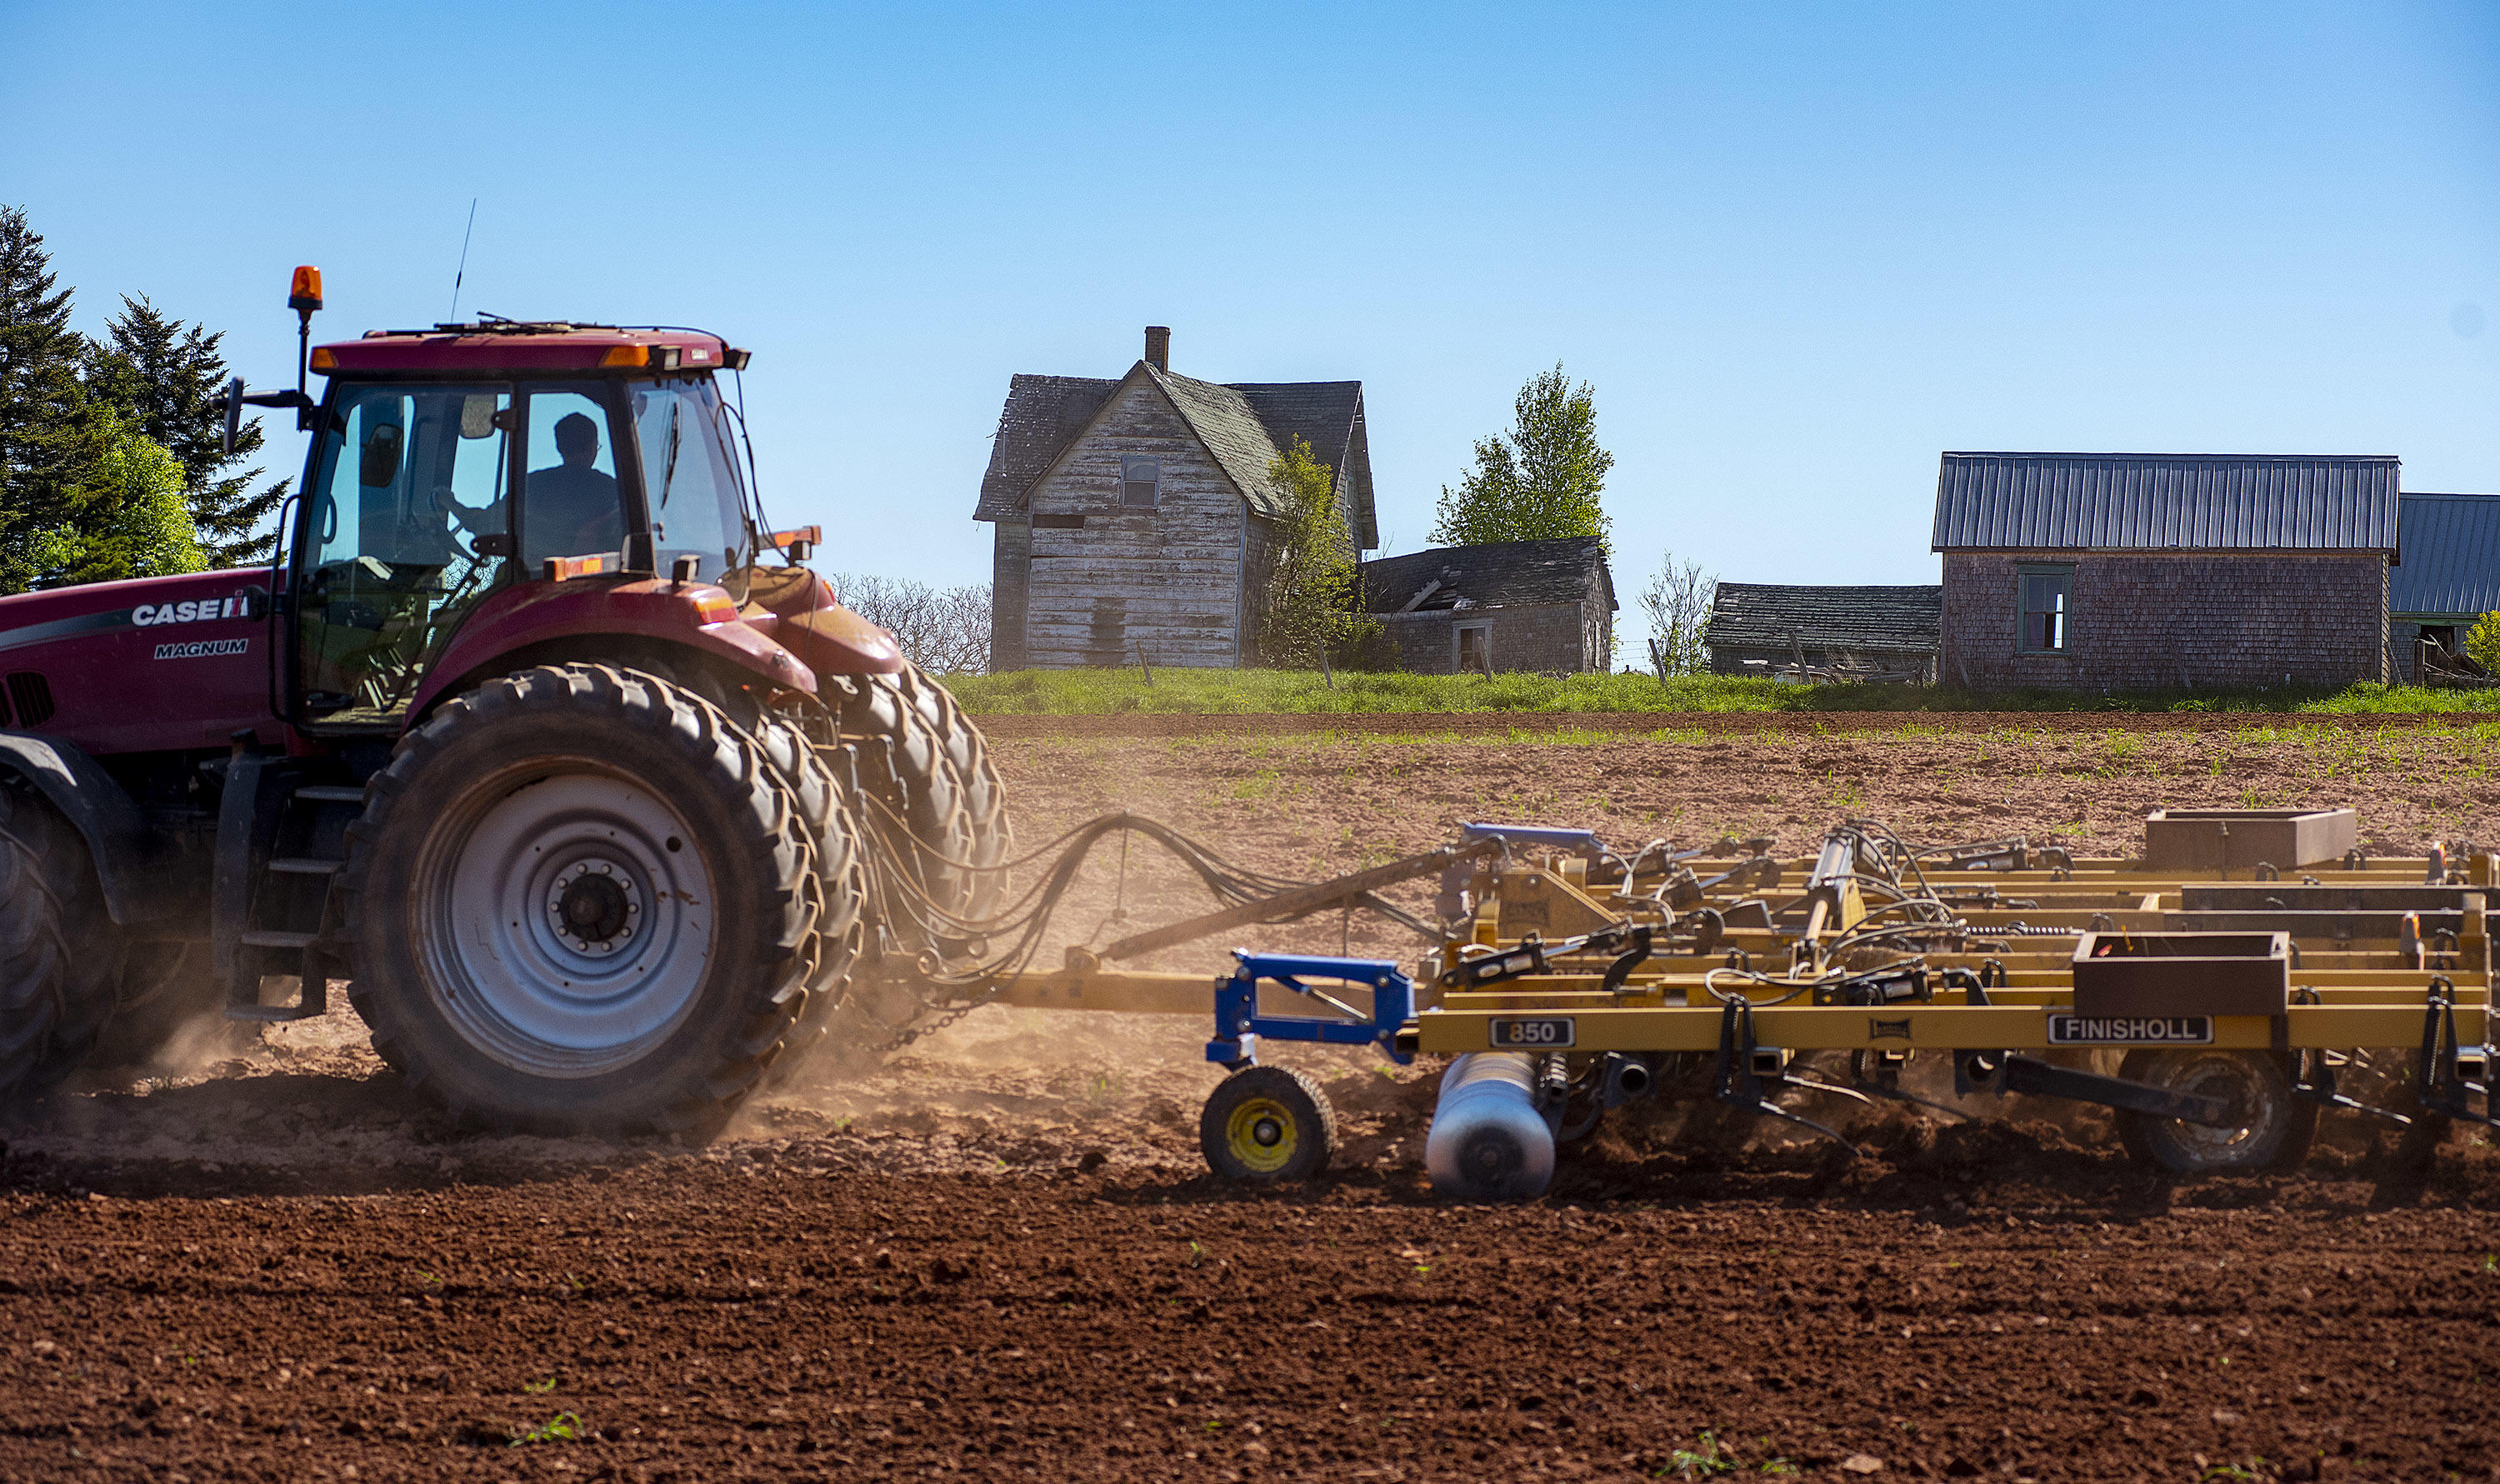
[[0, 731, 180, 926], [407, 578, 812, 722]]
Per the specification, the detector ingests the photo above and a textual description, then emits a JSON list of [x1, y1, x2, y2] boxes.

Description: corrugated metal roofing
[[1930, 452, 2401, 553], [2391, 492, 2500, 619], [1706, 583, 1942, 657]]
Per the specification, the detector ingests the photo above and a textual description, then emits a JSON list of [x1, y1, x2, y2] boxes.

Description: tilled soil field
[[4, 721, 2498, 1482]]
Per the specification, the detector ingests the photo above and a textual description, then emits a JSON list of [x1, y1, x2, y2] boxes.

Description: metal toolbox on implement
[[2070, 931, 2290, 1017]]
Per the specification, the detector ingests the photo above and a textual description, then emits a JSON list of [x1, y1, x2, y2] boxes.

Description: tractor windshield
[[630, 377, 753, 587], [297, 382, 514, 724]]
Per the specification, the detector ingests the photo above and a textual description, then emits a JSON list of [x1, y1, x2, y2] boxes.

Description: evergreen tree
[[0, 205, 97, 592], [86, 294, 288, 567], [1429, 363, 1614, 552]]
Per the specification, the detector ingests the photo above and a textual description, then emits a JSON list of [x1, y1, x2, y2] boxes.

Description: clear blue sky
[[8, 2, 2497, 652]]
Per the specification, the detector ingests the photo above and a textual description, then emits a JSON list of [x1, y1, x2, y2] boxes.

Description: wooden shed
[[1705, 583, 1942, 678], [972, 327, 1376, 670], [1356, 537, 1616, 674]]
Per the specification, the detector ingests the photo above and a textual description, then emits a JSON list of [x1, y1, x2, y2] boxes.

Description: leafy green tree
[[2466, 611, 2500, 674], [0, 205, 97, 592], [1258, 437, 1376, 667], [83, 294, 288, 567], [1430, 363, 1614, 552], [62, 412, 204, 583]]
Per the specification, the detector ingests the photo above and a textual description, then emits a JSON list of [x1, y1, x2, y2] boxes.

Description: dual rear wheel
[[339, 660, 1000, 1135]]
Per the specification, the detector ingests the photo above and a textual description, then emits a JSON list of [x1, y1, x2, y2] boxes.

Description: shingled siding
[[988, 517, 1031, 672], [1378, 602, 1600, 674], [1939, 552, 2388, 690], [1023, 380, 1245, 668]]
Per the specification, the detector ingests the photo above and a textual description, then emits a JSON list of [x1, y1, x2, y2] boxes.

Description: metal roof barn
[[1930, 453, 2402, 554], [2391, 492, 2500, 620]]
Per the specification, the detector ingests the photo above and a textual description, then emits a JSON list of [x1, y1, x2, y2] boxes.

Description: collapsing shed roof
[[2392, 492, 2500, 619], [1358, 537, 1614, 613], [1930, 452, 2401, 554], [1706, 582, 1942, 656]]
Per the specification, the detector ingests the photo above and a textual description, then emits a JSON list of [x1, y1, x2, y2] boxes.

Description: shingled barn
[[1931, 452, 2399, 689], [1704, 583, 1942, 678], [971, 327, 1376, 671], [1356, 537, 1616, 675], [2389, 492, 2500, 681]]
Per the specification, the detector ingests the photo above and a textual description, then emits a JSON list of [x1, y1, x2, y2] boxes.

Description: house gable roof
[[972, 360, 1377, 547], [1706, 582, 1942, 656], [1358, 537, 1615, 614], [2392, 492, 2500, 620], [1930, 452, 2402, 554]]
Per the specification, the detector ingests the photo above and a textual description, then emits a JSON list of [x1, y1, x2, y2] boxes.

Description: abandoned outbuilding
[[1931, 452, 2399, 690], [972, 327, 1376, 671], [1357, 537, 1616, 675], [2390, 492, 2500, 680], [1704, 582, 1942, 678]]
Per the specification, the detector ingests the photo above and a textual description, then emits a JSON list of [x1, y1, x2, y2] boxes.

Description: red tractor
[[0, 268, 1007, 1132]]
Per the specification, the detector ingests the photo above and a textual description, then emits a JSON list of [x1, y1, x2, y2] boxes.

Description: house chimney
[[1144, 326, 1170, 372]]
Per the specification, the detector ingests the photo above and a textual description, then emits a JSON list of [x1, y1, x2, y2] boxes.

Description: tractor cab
[[282, 322, 761, 728]]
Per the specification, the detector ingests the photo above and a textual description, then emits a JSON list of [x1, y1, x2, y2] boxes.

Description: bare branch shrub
[[1639, 552, 1716, 678], [827, 572, 993, 675]]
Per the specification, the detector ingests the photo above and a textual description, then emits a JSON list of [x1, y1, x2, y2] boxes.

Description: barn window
[[1120, 455, 1161, 509], [1457, 625, 1491, 674], [2018, 564, 2072, 654]]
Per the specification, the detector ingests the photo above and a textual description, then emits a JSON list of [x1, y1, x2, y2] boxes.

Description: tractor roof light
[[308, 347, 337, 372], [288, 265, 324, 313]]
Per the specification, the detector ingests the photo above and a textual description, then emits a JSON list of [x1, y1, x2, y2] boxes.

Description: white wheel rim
[[415, 764, 714, 1077]]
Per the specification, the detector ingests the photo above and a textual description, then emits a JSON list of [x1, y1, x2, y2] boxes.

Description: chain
[[860, 977, 1010, 1057]]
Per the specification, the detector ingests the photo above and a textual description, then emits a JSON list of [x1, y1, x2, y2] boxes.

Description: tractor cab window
[[298, 383, 512, 724], [630, 377, 752, 585], [518, 386, 629, 571]]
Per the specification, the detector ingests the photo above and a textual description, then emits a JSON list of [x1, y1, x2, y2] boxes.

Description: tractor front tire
[[0, 789, 122, 1104], [341, 664, 822, 1135]]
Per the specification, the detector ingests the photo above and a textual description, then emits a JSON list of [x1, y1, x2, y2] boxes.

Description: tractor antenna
[[447, 198, 478, 321]]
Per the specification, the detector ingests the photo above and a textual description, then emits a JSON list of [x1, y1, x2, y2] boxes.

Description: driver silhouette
[[526, 412, 624, 561]]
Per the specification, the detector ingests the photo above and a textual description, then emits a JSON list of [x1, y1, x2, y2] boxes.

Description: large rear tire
[[840, 654, 1015, 954], [747, 707, 868, 1078], [827, 662, 1012, 1040], [340, 663, 822, 1134]]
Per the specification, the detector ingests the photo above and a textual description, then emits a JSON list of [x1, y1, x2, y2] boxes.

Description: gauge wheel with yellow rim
[[1200, 1066, 1338, 1183]]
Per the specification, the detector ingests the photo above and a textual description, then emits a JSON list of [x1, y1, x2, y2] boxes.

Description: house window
[[1120, 455, 1161, 509], [2018, 565, 2072, 654], [1457, 625, 1490, 673]]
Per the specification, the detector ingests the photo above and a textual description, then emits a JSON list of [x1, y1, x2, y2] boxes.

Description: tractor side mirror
[[222, 377, 244, 458]]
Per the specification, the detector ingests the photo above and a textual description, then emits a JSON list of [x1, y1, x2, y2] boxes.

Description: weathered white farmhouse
[[972, 328, 1377, 671]]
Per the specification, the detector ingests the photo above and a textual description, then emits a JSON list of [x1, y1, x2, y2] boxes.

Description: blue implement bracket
[[1207, 950, 1415, 1071]]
